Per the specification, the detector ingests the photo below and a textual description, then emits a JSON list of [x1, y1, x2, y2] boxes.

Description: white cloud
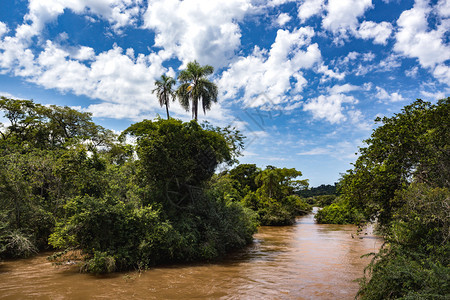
[[437, 0, 450, 17], [346, 51, 359, 61], [0, 22, 8, 38], [298, 0, 325, 23], [2, 0, 247, 123], [420, 90, 446, 100], [297, 140, 363, 159], [267, 0, 296, 6], [219, 27, 321, 107], [394, 0, 450, 85], [0, 91, 23, 99], [297, 147, 329, 155], [328, 83, 360, 94], [405, 66, 419, 77], [0, 35, 180, 120], [143, 0, 253, 69], [73, 46, 96, 61], [23, 0, 141, 36], [362, 52, 376, 61], [317, 63, 345, 81], [357, 21, 393, 45], [432, 64, 450, 86], [322, 0, 373, 37], [303, 93, 357, 123], [347, 109, 371, 131], [375, 86, 405, 102], [276, 13, 292, 26]]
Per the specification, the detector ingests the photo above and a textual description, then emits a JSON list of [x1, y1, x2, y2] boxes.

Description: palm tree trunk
[[165, 103, 170, 119], [193, 99, 198, 121]]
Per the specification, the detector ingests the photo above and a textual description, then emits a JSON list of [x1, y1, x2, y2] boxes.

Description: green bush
[[171, 189, 258, 261], [241, 193, 311, 226], [284, 195, 312, 216], [49, 190, 258, 272], [314, 194, 337, 207], [358, 184, 450, 299], [315, 198, 363, 224], [358, 250, 449, 300], [82, 251, 116, 274], [49, 196, 176, 271]]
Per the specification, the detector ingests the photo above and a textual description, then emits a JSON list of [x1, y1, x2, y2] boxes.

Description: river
[[0, 209, 382, 299]]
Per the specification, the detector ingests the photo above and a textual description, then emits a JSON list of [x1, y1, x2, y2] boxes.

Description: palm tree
[[176, 61, 218, 121], [152, 75, 176, 119]]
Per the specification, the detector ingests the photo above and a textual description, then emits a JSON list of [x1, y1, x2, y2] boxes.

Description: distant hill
[[297, 184, 337, 197]]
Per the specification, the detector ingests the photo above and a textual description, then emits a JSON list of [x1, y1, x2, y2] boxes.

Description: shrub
[[315, 198, 363, 224], [357, 184, 450, 299], [49, 196, 176, 271]]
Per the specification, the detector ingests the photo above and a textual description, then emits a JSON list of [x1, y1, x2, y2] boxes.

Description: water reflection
[[0, 210, 382, 299]]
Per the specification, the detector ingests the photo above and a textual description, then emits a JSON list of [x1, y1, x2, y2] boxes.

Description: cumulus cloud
[[24, 0, 141, 36], [437, 0, 450, 17], [432, 64, 450, 86], [322, 0, 373, 37], [218, 27, 321, 108], [0, 22, 8, 38], [143, 0, 253, 69], [375, 86, 405, 102], [357, 21, 393, 45], [303, 93, 358, 123], [276, 13, 292, 26], [0, 34, 178, 120], [298, 0, 325, 23], [394, 0, 450, 84], [317, 63, 345, 81], [420, 90, 446, 100], [328, 83, 360, 94]]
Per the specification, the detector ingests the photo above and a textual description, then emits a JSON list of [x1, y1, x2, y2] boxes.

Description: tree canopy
[[340, 98, 449, 226], [176, 61, 218, 120]]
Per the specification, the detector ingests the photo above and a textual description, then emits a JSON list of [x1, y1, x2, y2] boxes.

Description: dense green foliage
[[319, 98, 449, 299], [297, 183, 337, 198], [315, 198, 364, 225], [358, 184, 449, 299], [0, 98, 257, 273], [0, 97, 116, 260], [342, 98, 449, 226], [216, 164, 312, 225]]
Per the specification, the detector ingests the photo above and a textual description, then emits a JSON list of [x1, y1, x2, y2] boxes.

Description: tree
[[229, 164, 261, 196], [152, 75, 176, 119], [0, 97, 114, 150], [177, 61, 218, 121], [340, 98, 449, 226], [255, 167, 308, 200], [120, 118, 240, 207]]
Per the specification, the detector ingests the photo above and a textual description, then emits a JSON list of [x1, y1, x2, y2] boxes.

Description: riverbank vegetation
[[214, 164, 311, 225], [314, 98, 449, 299], [0, 96, 311, 273], [0, 97, 258, 272]]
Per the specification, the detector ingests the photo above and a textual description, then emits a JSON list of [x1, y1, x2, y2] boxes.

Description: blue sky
[[0, 0, 448, 186]]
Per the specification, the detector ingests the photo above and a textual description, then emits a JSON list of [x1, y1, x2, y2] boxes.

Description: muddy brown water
[[0, 208, 382, 299]]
